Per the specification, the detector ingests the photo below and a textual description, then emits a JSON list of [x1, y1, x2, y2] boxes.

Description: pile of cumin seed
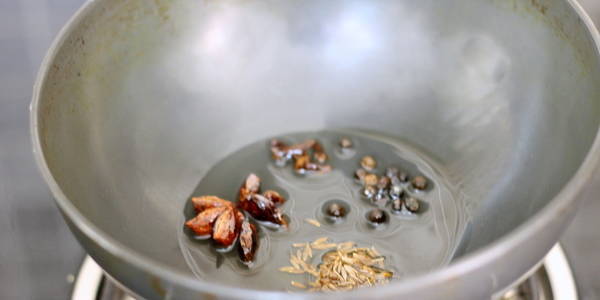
[[279, 237, 393, 291]]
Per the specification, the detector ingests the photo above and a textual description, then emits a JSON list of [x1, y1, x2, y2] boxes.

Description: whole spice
[[390, 198, 403, 213], [191, 196, 233, 212], [238, 220, 259, 265], [263, 190, 286, 206], [313, 152, 328, 165], [312, 141, 328, 164], [185, 206, 229, 237], [325, 202, 346, 218], [238, 174, 288, 227], [279, 238, 393, 291], [389, 185, 403, 200], [186, 196, 254, 261], [240, 194, 287, 227], [339, 137, 353, 149], [294, 154, 332, 174], [291, 281, 306, 289], [270, 139, 315, 162], [187, 173, 289, 265], [305, 218, 321, 227], [271, 138, 331, 174], [404, 197, 420, 213], [377, 176, 391, 190], [212, 208, 238, 247], [367, 208, 387, 225], [270, 139, 291, 166], [360, 155, 377, 171], [361, 185, 377, 199], [294, 154, 311, 173], [239, 173, 261, 202], [411, 176, 428, 190], [363, 173, 378, 187]]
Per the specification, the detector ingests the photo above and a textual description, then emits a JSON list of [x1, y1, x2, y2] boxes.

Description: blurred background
[[0, 1, 599, 299]]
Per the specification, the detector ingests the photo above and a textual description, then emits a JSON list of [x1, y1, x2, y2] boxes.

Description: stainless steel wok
[[31, 0, 600, 298]]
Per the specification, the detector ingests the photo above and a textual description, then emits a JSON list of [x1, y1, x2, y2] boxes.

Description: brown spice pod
[[191, 196, 233, 213], [212, 208, 238, 247], [240, 194, 287, 227], [312, 141, 328, 164], [239, 173, 261, 202], [185, 206, 228, 237], [238, 220, 259, 264], [263, 190, 286, 206]]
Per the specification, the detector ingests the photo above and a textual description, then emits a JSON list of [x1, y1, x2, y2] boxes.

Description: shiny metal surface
[[26, 0, 600, 299], [72, 244, 576, 300]]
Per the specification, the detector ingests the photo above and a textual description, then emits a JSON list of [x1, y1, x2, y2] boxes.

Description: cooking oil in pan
[[178, 130, 468, 291]]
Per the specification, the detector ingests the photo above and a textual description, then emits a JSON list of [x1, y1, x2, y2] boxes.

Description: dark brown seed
[[312, 141, 327, 163], [412, 176, 428, 190], [293, 154, 310, 173], [361, 185, 377, 199], [364, 173, 378, 186], [367, 208, 387, 224], [234, 209, 245, 229], [233, 208, 245, 244], [360, 155, 377, 171], [405, 197, 420, 213], [240, 194, 288, 227], [270, 139, 290, 163], [313, 151, 328, 164], [339, 137, 353, 149], [245, 173, 261, 193], [263, 190, 286, 206], [238, 220, 259, 264], [270, 139, 315, 163], [389, 185, 403, 199], [191, 196, 233, 213], [391, 198, 403, 212], [377, 176, 391, 190], [270, 139, 287, 153], [213, 208, 238, 247], [326, 203, 346, 218], [185, 206, 228, 236], [238, 174, 261, 202]]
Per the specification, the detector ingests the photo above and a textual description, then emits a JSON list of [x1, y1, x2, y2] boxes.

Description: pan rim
[[30, 0, 600, 298]]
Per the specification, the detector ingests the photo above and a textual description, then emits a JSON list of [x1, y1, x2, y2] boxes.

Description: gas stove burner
[[71, 258, 136, 300], [495, 244, 578, 300], [71, 245, 577, 300]]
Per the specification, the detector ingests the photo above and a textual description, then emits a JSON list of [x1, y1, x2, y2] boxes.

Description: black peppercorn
[[405, 197, 420, 213], [339, 137, 353, 149], [360, 155, 377, 171], [361, 185, 377, 199], [326, 203, 346, 218], [412, 176, 427, 190], [391, 198, 403, 213], [367, 208, 387, 225]]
